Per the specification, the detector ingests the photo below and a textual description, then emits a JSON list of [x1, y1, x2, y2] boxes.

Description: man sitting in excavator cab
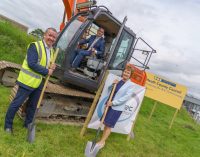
[[71, 27, 105, 71]]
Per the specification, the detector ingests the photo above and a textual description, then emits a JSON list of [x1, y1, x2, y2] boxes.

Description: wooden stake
[[149, 101, 157, 120], [169, 109, 178, 129], [80, 71, 109, 137]]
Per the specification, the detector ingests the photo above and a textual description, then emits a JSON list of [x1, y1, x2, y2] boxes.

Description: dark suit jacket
[[79, 35, 105, 58]]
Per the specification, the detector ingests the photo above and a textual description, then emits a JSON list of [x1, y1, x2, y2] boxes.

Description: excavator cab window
[[56, 14, 86, 66], [109, 30, 134, 70]]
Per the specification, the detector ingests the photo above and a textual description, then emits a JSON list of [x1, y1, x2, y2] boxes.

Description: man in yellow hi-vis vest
[[4, 28, 58, 133]]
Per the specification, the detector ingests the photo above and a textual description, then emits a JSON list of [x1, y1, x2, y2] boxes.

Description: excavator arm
[[60, 0, 96, 30]]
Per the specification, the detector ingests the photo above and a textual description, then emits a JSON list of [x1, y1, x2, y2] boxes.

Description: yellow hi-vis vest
[[17, 40, 54, 88]]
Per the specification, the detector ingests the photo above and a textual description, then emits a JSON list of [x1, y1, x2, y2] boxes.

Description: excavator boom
[[60, 0, 96, 30]]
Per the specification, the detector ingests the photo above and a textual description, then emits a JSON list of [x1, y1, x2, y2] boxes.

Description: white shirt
[[43, 40, 51, 68], [88, 36, 100, 51]]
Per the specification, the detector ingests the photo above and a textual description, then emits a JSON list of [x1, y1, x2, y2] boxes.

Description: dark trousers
[[71, 49, 92, 68], [4, 86, 41, 129]]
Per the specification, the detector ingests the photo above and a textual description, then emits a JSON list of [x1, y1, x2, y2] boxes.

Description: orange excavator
[[0, 0, 156, 124]]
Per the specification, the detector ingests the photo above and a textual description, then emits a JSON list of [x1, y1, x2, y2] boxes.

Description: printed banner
[[88, 73, 146, 134], [145, 72, 187, 109]]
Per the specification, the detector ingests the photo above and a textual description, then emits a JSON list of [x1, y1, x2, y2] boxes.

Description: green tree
[[29, 28, 44, 39]]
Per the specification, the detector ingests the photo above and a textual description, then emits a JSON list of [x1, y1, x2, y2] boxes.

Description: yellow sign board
[[145, 72, 187, 109]]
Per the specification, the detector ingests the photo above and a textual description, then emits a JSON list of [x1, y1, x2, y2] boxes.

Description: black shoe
[[5, 128, 13, 134]]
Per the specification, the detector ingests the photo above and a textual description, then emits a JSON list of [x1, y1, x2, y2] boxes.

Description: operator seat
[[83, 36, 113, 78]]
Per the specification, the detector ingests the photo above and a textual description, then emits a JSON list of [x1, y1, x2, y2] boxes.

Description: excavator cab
[[54, 6, 155, 92], [54, 6, 136, 92]]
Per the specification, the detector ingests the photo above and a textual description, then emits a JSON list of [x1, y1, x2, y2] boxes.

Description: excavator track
[[1, 60, 95, 124], [0, 60, 21, 86]]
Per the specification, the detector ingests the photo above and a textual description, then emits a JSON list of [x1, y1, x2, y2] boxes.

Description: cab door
[[97, 16, 129, 86], [108, 29, 135, 70]]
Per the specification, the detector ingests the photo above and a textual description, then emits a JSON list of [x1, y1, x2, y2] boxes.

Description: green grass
[[1, 20, 200, 157], [0, 84, 200, 157]]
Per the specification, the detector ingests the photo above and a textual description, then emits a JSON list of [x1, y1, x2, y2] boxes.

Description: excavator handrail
[[135, 37, 156, 53], [131, 37, 156, 71]]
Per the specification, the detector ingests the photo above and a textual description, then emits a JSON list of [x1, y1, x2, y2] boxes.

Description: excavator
[[0, 0, 156, 124]]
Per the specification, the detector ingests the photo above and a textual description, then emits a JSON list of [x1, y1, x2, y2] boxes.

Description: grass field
[[1, 21, 200, 157], [0, 85, 200, 157]]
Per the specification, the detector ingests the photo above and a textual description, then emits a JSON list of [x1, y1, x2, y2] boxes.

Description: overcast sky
[[0, 0, 199, 99]]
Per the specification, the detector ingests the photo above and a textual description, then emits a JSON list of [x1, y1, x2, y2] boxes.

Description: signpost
[[145, 72, 187, 128]]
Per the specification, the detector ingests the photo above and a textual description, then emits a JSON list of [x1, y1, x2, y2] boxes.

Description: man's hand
[[48, 69, 54, 75], [91, 51, 96, 57], [91, 48, 96, 57], [48, 63, 56, 75], [50, 63, 56, 70]]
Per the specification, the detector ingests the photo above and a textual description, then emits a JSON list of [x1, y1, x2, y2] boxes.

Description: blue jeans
[[71, 49, 91, 68], [4, 86, 41, 129]]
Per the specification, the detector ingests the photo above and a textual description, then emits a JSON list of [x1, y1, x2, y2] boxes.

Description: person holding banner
[[96, 64, 135, 148]]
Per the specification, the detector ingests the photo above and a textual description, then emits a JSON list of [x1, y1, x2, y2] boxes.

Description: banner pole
[[127, 120, 136, 141], [80, 71, 109, 137], [148, 101, 157, 120], [169, 109, 178, 129]]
